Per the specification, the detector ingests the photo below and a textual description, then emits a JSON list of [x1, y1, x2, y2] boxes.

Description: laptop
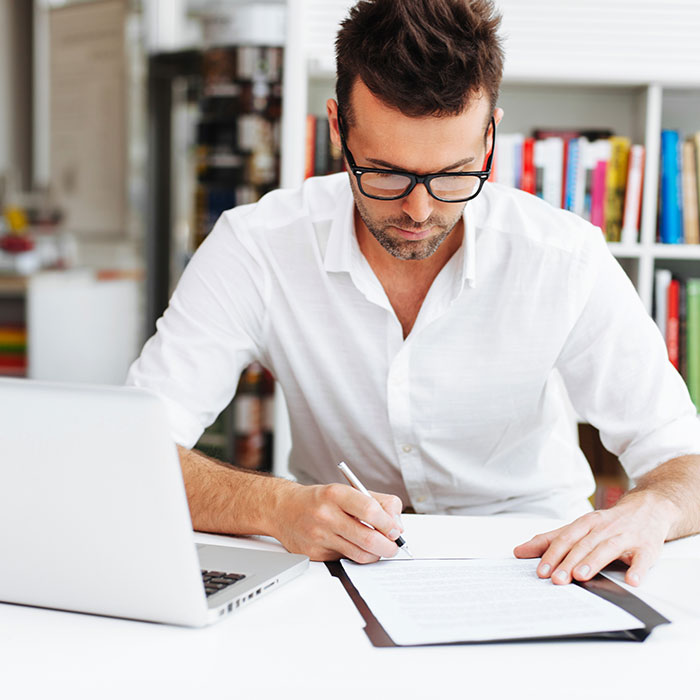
[[0, 377, 308, 627]]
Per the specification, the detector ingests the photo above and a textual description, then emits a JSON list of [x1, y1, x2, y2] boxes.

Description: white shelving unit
[[273, 0, 700, 474]]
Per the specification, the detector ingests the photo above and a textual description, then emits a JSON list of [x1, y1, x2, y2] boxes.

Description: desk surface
[[2, 515, 699, 700]]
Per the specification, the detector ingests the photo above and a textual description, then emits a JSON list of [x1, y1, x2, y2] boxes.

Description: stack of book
[[655, 270, 700, 407], [659, 130, 700, 245], [194, 46, 283, 249], [0, 325, 27, 377], [489, 129, 644, 244]]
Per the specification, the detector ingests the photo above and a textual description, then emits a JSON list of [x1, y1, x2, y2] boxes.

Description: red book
[[520, 138, 536, 194], [667, 279, 680, 369], [560, 139, 569, 208]]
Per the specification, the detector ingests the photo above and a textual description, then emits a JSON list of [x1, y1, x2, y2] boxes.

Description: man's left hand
[[513, 491, 680, 586]]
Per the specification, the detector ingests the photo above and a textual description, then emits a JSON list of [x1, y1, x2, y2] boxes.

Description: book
[[660, 130, 684, 244], [572, 137, 589, 217], [520, 137, 536, 194], [540, 137, 564, 208], [621, 144, 645, 245], [564, 138, 580, 212], [667, 278, 680, 370], [695, 133, 700, 232], [604, 137, 631, 242], [495, 133, 519, 189], [680, 279, 688, 381], [654, 268, 672, 341], [681, 139, 700, 244], [590, 159, 608, 232], [686, 278, 700, 408]]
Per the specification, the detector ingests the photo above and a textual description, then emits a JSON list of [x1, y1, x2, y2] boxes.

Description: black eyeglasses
[[337, 113, 496, 203]]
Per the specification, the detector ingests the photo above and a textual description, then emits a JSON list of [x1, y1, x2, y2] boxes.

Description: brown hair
[[335, 0, 504, 127]]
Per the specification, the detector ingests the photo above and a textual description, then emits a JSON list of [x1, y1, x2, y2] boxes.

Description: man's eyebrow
[[365, 155, 477, 172]]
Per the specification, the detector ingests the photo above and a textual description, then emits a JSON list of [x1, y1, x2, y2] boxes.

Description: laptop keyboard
[[201, 569, 246, 597]]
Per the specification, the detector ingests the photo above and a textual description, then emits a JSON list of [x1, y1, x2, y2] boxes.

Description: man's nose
[[401, 183, 434, 224]]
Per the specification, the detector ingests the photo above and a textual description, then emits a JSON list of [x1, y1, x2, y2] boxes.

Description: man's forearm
[[176, 445, 291, 537], [623, 453, 700, 540], [176, 445, 405, 562]]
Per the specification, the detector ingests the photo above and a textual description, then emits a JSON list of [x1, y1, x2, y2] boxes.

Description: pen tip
[[403, 546, 414, 559]]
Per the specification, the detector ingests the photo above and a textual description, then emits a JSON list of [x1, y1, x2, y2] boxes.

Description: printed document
[[341, 558, 644, 645]]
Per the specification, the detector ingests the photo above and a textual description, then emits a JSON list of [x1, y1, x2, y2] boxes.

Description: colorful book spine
[[667, 279, 680, 370], [604, 137, 631, 242], [541, 137, 564, 209], [660, 130, 684, 244], [681, 139, 700, 245], [655, 268, 672, 341], [520, 137, 536, 194], [621, 144, 645, 245], [564, 138, 579, 212], [572, 137, 588, 217], [590, 160, 608, 231], [687, 279, 700, 409]]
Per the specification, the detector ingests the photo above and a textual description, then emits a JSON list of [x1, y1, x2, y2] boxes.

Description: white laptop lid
[[0, 378, 209, 626]]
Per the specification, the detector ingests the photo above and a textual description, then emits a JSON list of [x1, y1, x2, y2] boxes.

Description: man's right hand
[[268, 481, 404, 563]]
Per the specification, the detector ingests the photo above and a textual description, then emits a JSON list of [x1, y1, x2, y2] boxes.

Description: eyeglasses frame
[[336, 112, 496, 203]]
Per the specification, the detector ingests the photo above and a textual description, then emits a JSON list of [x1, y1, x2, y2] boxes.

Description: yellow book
[[604, 137, 631, 242], [682, 140, 700, 245], [0, 328, 27, 345]]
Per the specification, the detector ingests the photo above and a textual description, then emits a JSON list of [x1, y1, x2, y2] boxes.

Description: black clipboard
[[326, 560, 670, 647]]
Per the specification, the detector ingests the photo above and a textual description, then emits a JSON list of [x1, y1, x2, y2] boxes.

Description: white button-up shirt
[[127, 173, 700, 519]]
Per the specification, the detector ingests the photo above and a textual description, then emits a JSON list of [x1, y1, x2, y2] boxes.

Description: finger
[[556, 534, 631, 584], [513, 527, 565, 559], [336, 514, 399, 559], [548, 537, 602, 584], [532, 519, 598, 580], [369, 491, 404, 529], [329, 484, 402, 541], [330, 534, 384, 564], [625, 548, 655, 587]]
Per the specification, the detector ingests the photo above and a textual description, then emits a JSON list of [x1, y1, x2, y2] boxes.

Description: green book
[[686, 279, 700, 409]]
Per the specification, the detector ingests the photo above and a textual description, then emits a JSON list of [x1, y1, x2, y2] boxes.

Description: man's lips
[[392, 226, 433, 241]]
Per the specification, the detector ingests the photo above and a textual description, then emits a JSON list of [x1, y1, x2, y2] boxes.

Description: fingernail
[[395, 514, 404, 529], [388, 528, 400, 540], [576, 564, 590, 578], [539, 563, 551, 576], [554, 570, 568, 583], [629, 573, 640, 586]]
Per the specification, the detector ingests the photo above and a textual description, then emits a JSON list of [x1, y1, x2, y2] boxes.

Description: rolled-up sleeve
[[556, 232, 700, 481], [126, 211, 268, 448]]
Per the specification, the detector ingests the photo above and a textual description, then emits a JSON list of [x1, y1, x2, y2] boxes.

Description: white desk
[[2, 515, 699, 700]]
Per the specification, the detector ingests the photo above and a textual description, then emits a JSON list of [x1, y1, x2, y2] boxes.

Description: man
[[128, 0, 700, 585]]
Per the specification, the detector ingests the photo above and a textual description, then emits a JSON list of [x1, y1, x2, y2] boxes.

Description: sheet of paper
[[395, 514, 565, 559], [342, 558, 644, 645]]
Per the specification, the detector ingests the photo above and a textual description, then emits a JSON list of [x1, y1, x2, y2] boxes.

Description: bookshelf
[[273, 0, 700, 486]]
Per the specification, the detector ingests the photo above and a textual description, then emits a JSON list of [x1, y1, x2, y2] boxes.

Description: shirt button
[[402, 444, 413, 453]]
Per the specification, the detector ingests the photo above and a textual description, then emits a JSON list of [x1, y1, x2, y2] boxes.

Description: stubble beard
[[353, 190, 465, 261]]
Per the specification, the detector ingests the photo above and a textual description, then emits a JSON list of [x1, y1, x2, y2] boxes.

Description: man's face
[[330, 81, 497, 262]]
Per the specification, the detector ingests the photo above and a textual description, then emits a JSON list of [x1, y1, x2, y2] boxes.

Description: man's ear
[[326, 98, 341, 149], [493, 106, 504, 128]]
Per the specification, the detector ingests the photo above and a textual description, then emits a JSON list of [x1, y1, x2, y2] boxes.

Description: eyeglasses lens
[[359, 172, 482, 201]]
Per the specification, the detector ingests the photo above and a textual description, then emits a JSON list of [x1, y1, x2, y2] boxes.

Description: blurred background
[[1, 0, 700, 502]]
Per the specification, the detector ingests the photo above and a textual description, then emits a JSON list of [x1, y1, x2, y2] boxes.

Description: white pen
[[337, 460, 413, 558]]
